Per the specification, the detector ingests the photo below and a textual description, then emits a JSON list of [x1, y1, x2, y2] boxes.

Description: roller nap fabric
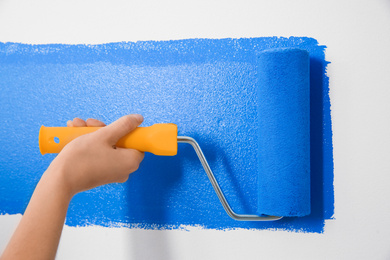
[[257, 48, 311, 217]]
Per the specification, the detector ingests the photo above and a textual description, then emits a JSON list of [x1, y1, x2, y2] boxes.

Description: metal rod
[[177, 136, 283, 221]]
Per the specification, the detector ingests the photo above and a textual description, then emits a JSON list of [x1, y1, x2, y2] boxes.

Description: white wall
[[1, 0, 390, 259]]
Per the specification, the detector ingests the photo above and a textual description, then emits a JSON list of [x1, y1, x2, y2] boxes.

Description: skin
[[1, 114, 145, 260]]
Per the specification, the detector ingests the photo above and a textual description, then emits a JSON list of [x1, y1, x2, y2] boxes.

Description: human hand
[[1, 115, 145, 260], [47, 115, 145, 196]]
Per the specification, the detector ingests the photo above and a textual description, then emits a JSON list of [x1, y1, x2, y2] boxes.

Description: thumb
[[100, 114, 143, 144]]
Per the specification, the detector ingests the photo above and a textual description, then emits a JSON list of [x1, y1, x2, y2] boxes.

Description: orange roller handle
[[39, 123, 178, 156]]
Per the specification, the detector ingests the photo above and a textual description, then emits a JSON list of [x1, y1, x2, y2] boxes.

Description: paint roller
[[39, 48, 310, 221]]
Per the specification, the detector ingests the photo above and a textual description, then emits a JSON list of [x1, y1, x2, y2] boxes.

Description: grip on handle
[[39, 123, 178, 156]]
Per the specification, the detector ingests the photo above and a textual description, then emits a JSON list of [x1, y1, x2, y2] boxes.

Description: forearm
[[1, 167, 73, 260]]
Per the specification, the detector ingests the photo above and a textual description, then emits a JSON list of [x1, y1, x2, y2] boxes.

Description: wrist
[[43, 165, 75, 201]]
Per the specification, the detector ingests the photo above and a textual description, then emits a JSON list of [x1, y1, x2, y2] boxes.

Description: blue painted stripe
[[0, 37, 333, 233]]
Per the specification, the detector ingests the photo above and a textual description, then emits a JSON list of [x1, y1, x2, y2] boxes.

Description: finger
[[73, 118, 87, 127], [86, 118, 106, 127], [100, 114, 143, 144], [118, 148, 145, 173], [67, 120, 73, 127], [117, 175, 130, 183]]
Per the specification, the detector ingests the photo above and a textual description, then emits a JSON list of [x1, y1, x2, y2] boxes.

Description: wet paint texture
[[0, 37, 333, 233]]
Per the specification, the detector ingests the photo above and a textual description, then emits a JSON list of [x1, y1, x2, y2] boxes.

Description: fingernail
[[133, 114, 143, 123], [67, 120, 73, 126]]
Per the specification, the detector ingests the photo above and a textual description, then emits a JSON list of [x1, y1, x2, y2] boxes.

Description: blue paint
[[0, 37, 333, 233], [257, 48, 310, 216]]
